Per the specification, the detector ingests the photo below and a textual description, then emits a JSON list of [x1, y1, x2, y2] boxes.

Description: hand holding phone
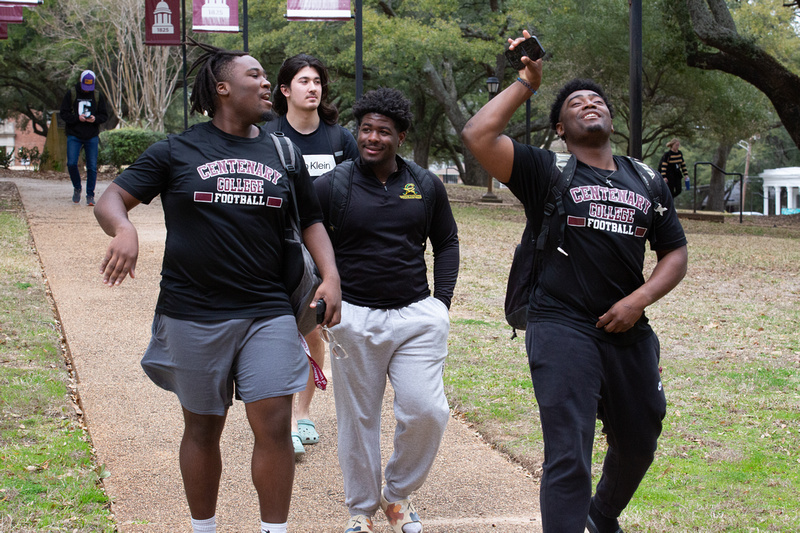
[[505, 35, 545, 71], [315, 299, 326, 325]]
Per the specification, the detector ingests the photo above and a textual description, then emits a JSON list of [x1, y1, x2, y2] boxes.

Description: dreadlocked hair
[[352, 87, 413, 133], [187, 38, 248, 118]]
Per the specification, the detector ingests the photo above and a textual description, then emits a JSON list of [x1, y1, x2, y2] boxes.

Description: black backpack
[[269, 131, 323, 336], [264, 116, 347, 165], [504, 153, 664, 337], [326, 159, 436, 246]]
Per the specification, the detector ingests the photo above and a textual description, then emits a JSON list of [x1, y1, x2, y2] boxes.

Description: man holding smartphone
[[60, 69, 109, 206], [462, 31, 688, 533]]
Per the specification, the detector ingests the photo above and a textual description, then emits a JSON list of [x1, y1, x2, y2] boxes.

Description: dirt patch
[[0, 181, 22, 211]]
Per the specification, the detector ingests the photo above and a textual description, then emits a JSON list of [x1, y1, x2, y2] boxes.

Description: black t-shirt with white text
[[114, 121, 323, 320], [265, 117, 358, 179], [507, 143, 687, 344]]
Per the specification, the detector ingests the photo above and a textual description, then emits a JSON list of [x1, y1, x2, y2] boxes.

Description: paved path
[[7, 176, 543, 532]]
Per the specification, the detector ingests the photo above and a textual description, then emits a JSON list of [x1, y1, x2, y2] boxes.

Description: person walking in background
[[659, 138, 690, 198], [266, 53, 358, 457], [462, 30, 688, 533], [314, 88, 459, 533], [94, 42, 341, 533], [60, 70, 108, 206]]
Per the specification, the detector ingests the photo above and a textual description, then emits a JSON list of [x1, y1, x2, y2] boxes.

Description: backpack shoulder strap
[[327, 160, 355, 246], [323, 122, 346, 165], [270, 131, 298, 177], [538, 152, 577, 254], [623, 156, 668, 244], [270, 132, 302, 230], [404, 160, 436, 240], [624, 156, 666, 216]]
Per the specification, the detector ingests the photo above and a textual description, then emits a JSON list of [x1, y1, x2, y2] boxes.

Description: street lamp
[[482, 76, 502, 203], [486, 76, 500, 96]]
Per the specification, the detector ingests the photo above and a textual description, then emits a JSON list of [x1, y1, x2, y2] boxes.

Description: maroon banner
[[0, 0, 41, 4], [0, 6, 23, 23], [0, 22, 7, 39], [145, 0, 180, 45], [192, 0, 238, 33], [287, 0, 350, 21]]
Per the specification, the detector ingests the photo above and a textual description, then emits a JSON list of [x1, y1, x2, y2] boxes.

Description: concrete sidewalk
[[7, 176, 542, 532]]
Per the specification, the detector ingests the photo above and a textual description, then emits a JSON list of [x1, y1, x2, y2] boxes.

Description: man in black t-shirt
[[94, 42, 341, 533], [462, 31, 688, 533], [315, 88, 459, 533], [264, 53, 358, 457]]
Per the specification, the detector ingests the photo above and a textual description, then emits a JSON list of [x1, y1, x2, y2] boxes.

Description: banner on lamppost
[[145, 0, 181, 45], [0, 22, 7, 39], [286, 0, 351, 21], [0, 5, 23, 23], [193, 0, 238, 33]]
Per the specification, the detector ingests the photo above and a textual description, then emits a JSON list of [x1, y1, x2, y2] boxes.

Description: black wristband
[[517, 77, 537, 95]]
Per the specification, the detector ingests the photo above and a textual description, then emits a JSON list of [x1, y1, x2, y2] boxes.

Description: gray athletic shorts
[[141, 313, 308, 416]]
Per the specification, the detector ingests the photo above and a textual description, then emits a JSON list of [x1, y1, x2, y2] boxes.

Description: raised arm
[[94, 183, 141, 286], [461, 30, 543, 183]]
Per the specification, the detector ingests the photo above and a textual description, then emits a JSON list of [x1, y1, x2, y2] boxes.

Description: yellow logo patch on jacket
[[400, 183, 422, 199]]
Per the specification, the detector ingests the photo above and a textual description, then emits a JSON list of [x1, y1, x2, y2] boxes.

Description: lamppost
[[481, 76, 502, 203]]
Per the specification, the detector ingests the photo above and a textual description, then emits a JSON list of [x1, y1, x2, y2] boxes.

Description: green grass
[[443, 198, 800, 532], [0, 187, 116, 532]]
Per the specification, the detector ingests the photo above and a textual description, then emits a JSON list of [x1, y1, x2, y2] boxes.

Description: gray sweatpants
[[330, 297, 451, 516]]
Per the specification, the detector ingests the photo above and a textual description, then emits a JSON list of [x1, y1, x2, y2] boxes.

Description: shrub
[[98, 128, 166, 169], [17, 146, 42, 170], [1, 148, 13, 169]]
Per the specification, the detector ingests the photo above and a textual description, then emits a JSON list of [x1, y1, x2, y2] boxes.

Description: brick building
[[0, 114, 48, 169]]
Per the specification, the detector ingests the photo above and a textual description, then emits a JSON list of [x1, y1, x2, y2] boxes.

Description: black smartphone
[[505, 35, 546, 71], [315, 299, 326, 324]]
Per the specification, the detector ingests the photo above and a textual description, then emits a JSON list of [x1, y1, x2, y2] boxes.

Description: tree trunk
[[707, 142, 731, 212], [462, 149, 490, 187], [421, 58, 491, 186], [685, 0, 800, 150], [412, 135, 430, 168]]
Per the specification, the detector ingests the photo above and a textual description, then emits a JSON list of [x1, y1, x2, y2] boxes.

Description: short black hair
[[187, 39, 248, 118], [352, 87, 413, 133], [273, 53, 339, 125], [549, 78, 614, 133]]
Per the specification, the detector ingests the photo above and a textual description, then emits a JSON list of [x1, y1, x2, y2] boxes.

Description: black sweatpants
[[526, 321, 666, 533]]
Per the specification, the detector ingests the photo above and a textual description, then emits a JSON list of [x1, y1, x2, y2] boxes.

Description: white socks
[[191, 516, 288, 532], [403, 524, 422, 533], [191, 516, 216, 533], [261, 521, 288, 533]]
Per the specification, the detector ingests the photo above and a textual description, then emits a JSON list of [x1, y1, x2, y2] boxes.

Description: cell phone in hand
[[315, 299, 326, 325], [505, 35, 546, 71]]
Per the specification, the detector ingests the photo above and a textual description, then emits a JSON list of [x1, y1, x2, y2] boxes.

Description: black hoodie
[[60, 83, 109, 140]]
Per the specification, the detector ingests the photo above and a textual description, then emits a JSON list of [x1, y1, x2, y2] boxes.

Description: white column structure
[[760, 167, 800, 215]]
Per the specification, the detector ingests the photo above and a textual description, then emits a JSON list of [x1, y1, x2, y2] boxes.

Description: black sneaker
[[86, 196, 95, 206], [72, 189, 81, 203], [586, 514, 624, 533]]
